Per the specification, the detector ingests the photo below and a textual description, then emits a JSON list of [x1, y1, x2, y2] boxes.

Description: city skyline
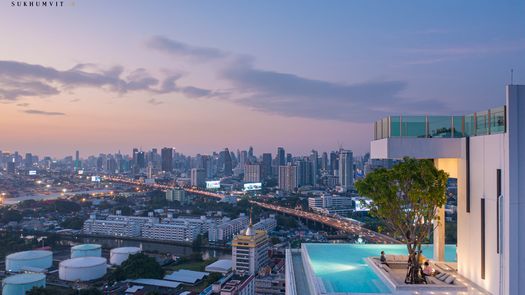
[[1, 1, 524, 157]]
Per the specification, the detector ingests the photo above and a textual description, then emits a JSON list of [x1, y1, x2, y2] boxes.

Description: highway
[[103, 176, 400, 244]]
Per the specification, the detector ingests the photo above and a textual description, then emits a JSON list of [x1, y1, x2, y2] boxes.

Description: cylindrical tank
[[71, 244, 102, 258], [2, 273, 46, 295], [58, 257, 107, 281], [109, 247, 141, 265], [5, 250, 53, 272]]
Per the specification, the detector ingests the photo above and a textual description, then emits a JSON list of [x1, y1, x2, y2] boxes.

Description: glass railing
[[374, 106, 506, 140]]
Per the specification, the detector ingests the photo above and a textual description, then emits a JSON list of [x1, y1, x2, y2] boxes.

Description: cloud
[[23, 109, 66, 116], [0, 60, 213, 100], [146, 36, 228, 60], [148, 36, 450, 122], [16, 102, 30, 107], [147, 98, 164, 105]]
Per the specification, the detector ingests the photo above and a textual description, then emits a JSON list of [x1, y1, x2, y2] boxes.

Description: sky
[[1, 0, 524, 158]]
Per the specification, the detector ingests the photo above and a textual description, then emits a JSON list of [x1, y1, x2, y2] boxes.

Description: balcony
[[374, 106, 506, 140]]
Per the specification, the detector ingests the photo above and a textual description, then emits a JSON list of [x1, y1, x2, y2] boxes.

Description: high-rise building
[[232, 214, 270, 275], [7, 158, 15, 174], [278, 164, 298, 192], [223, 148, 233, 176], [261, 153, 272, 179], [191, 168, 206, 188], [166, 188, 191, 205], [276, 147, 285, 166], [330, 151, 338, 175], [338, 149, 354, 192], [24, 153, 32, 169], [244, 164, 262, 183], [309, 150, 319, 186], [74, 150, 80, 171], [296, 159, 312, 187], [135, 151, 145, 170], [321, 152, 328, 172], [161, 147, 173, 172], [287, 85, 525, 295]]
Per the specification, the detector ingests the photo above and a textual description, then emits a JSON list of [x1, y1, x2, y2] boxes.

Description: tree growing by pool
[[355, 157, 448, 284]]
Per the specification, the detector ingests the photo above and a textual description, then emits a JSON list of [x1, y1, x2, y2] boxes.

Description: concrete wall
[[457, 133, 505, 294], [505, 85, 525, 295]]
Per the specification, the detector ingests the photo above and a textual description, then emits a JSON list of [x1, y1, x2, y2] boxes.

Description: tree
[[60, 217, 84, 230], [355, 157, 448, 284], [112, 253, 164, 280]]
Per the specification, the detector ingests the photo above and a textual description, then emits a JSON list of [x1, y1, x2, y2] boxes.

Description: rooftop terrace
[[374, 106, 506, 140]]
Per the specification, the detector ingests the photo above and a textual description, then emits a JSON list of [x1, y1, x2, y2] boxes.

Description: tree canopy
[[110, 253, 164, 281], [355, 157, 448, 283]]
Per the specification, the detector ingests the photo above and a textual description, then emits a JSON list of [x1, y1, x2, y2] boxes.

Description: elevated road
[[251, 201, 400, 244], [104, 176, 399, 244]]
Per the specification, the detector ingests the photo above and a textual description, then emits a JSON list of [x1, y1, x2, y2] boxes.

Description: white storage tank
[[71, 244, 102, 258], [59, 257, 107, 281], [109, 247, 141, 266], [2, 273, 46, 295], [5, 250, 53, 272]]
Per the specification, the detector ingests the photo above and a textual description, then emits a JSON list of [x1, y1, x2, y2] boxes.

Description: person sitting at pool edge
[[380, 251, 390, 267], [422, 260, 440, 276]]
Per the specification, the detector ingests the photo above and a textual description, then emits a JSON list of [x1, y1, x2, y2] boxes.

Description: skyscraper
[[244, 164, 262, 183], [223, 148, 233, 176], [261, 153, 272, 179], [161, 147, 173, 172], [338, 149, 354, 192], [24, 153, 32, 169], [74, 150, 80, 171], [277, 147, 285, 166], [278, 164, 298, 192], [136, 151, 145, 169], [309, 150, 319, 186], [191, 168, 206, 188]]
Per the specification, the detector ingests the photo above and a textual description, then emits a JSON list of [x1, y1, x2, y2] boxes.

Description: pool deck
[[291, 250, 315, 295], [287, 246, 492, 295]]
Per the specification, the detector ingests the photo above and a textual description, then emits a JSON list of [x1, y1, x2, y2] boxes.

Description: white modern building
[[208, 215, 249, 243], [142, 222, 200, 242], [285, 85, 525, 295], [367, 85, 525, 295], [253, 215, 277, 232], [83, 218, 141, 237]]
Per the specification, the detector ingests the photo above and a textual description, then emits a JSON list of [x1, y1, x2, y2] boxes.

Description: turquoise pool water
[[305, 243, 457, 294]]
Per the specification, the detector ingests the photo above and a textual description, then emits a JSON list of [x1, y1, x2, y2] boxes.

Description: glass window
[[464, 114, 475, 137], [428, 116, 452, 138], [401, 116, 427, 137], [476, 111, 488, 136], [390, 116, 401, 137], [490, 107, 506, 134], [452, 116, 464, 138]]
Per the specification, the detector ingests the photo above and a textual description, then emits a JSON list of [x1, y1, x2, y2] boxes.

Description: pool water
[[304, 243, 457, 294]]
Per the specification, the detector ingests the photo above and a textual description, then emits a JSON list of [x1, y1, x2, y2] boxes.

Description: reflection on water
[[81, 236, 231, 260]]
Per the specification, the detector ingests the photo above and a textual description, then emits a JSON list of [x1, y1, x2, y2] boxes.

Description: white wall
[[505, 85, 525, 295], [457, 133, 505, 294]]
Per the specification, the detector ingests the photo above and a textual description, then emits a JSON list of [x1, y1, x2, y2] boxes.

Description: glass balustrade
[[374, 106, 506, 140]]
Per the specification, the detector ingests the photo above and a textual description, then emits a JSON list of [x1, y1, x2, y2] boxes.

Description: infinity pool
[[304, 243, 457, 294]]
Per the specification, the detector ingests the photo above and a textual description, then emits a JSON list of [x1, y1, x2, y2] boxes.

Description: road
[[104, 176, 399, 244]]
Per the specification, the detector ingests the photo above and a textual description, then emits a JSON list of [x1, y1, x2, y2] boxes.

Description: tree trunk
[[405, 242, 425, 284]]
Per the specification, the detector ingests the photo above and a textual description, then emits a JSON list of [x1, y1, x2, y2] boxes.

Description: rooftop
[[164, 269, 209, 284], [128, 278, 181, 289], [374, 106, 506, 140]]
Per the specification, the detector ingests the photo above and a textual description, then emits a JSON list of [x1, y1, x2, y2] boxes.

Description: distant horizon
[[0, 144, 367, 160]]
